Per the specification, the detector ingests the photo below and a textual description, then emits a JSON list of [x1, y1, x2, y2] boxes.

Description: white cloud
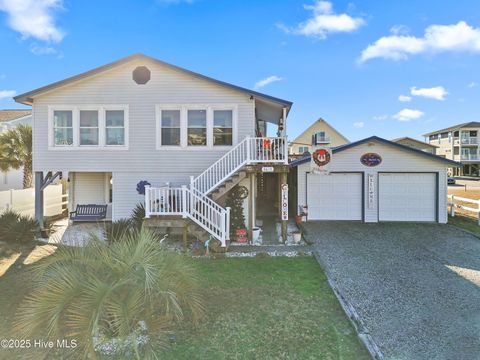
[[373, 114, 388, 120], [410, 86, 447, 100], [0, 90, 16, 100], [398, 95, 412, 102], [278, 1, 365, 40], [254, 75, 283, 90], [390, 25, 410, 35], [468, 82, 478, 88], [30, 43, 58, 55], [353, 121, 364, 128], [359, 21, 480, 62], [393, 108, 424, 122], [0, 0, 64, 42]]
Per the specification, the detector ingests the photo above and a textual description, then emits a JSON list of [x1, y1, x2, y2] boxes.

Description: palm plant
[[13, 228, 205, 359], [0, 124, 33, 188]]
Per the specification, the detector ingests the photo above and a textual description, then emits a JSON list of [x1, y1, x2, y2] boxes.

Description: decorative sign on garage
[[311, 148, 332, 174], [281, 183, 289, 221], [368, 174, 375, 209], [360, 153, 382, 167]]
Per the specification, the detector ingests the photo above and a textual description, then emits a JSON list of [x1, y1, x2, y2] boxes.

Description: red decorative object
[[236, 229, 248, 243], [312, 148, 331, 167]]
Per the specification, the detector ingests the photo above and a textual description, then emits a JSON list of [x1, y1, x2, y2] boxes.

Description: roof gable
[[14, 53, 292, 110], [392, 137, 438, 148], [290, 135, 461, 167], [291, 118, 349, 144]]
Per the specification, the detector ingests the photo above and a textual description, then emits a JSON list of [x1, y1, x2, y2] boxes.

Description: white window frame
[[156, 104, 238, 150], [51, 108, 75, 147], [298, 146, 309, 154], [48, 105, 129, 150]]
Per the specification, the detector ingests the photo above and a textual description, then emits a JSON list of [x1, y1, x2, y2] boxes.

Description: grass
[[448, 215, 480, 237], [0, 243, 369, 360]]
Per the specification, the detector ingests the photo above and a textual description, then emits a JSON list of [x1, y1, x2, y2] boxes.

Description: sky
[[1, 0, 480, 141]]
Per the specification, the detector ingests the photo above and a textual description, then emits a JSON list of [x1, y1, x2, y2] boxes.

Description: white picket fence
[[0, 184, 67, 218], [448, 194, 480, 224]]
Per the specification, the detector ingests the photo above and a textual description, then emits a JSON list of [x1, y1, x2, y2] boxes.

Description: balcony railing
[[314, 136, 331, 144], [461, 154, 480, 161], [461, 137, 479, 145]]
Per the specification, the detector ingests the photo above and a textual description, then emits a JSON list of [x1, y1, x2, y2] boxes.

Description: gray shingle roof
[[423, 122, 480, 137], [0, 109, 32, 123]]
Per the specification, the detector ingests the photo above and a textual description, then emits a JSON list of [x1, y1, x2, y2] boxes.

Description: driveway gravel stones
[[305, 221, 480, 360]]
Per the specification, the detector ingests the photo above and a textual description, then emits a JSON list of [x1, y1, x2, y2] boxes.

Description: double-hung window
[[187, 110, 207, 146], [53, 110, 73, 146], [213, 110, 233, 146], [160, 110, 181, 146], [105, 110, 125, 146], [79, 110, 99, 146]]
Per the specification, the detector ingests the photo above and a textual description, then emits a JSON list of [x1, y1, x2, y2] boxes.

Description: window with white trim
[[298, 146, 309, 154], [213, 110, 233, 146], [53, 110, 73, 146], [160, 110, 181, 146], [105, 110, 125, 146], [187, 110, 207, 146], [49, 106, 128, 149], [79, 110, 99, 146]]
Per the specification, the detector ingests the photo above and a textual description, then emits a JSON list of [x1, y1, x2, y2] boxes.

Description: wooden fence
[[0, 184, 67, 218], [447, 194, 480, 224]]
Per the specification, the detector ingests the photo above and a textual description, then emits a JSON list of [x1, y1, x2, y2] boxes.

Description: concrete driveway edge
[[314, 250, 384, 360]]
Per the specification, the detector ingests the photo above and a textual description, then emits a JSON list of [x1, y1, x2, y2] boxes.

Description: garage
[[378, 173, 436, 222], [290, 136, 461, 224], [307, 173, 363, 220]]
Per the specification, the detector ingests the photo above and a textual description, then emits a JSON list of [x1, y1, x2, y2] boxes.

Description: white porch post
[[144, 185, 151, 218]]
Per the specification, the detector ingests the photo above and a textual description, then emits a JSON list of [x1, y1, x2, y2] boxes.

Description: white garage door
[[307, 173, 363, 220], [379, 173, 436, 222]]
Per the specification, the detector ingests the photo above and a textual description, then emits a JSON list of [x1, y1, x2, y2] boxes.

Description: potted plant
[[292, 231, 302, 244], [226, 185, 248, 242]]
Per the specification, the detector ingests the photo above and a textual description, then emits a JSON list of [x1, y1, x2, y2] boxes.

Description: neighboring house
[[289, 136, 460, 224], [423, 122, 480, 176], [14, 54, 292, 246], [392, 137, 437, 154], [0, 109, 32, 190], [289, 118, 349, 158]]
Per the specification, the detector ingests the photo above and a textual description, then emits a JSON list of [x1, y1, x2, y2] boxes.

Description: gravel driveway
[[304, 221, 480, 360]]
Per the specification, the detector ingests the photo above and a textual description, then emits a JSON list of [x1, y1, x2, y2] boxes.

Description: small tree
[[0, 124, 33, 188], [226, 185, 248, 238]]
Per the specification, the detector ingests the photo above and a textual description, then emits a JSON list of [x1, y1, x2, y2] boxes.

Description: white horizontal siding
[[297, 141, 448, 223], [32, 58, 255, 174]]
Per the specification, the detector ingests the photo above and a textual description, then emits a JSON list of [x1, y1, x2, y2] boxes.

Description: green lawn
[[0, 243, 369, 360], [449, 215, 480, 237]]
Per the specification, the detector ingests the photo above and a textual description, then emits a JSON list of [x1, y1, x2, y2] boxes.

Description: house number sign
[[368, 174, 375, 209], [281, 183, 289, 221]]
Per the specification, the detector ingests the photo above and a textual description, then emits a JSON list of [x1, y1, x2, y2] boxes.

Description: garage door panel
[[307, 173, 363, 221], [379, 173, 436, 222]]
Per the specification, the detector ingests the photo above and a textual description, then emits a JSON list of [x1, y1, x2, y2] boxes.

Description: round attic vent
[[132, 66, 151, 84]]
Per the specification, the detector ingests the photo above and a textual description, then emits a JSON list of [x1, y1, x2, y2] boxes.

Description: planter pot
[[293, 232, 302, 244], [252, 227, 261, 243]]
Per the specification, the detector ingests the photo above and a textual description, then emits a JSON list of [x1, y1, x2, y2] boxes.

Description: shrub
[[131, 202, 145, 231], [104, 218, 133, 244], [14, 228, 205, 359], [0, 210, 39, 243]]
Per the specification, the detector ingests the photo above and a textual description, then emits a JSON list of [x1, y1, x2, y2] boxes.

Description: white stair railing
[[145, 185, 230, 246], [192, 136, 287, 195], [145, 136, 287, 246]]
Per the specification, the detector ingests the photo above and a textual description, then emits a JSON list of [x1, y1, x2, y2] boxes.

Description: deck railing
[[145, 136, 286, 246], [192, 136, 287, 195]]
